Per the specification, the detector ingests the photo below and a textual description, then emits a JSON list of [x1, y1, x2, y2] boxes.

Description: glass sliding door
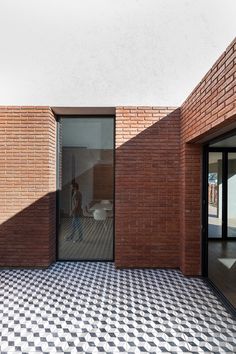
[[57, 117, 114, 260], [208, 152, 223, 239], [225, 152, 236, 308], [228, 153, 236, 238], [206, 148, 236, 311]]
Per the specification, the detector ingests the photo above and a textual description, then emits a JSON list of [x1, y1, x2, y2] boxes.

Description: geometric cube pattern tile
[[0, 262, 235, 353]]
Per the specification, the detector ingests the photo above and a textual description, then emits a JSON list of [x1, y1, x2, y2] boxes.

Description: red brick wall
[[180, 37, 236, 275], [1, 38, 235, 273], [0, 106, 56, 267], [179, 144, 202, 275], [181, 37, 236, 144], [115, 107, 181, 268]]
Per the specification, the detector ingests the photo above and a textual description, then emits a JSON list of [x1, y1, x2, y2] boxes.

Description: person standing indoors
[[66, 182, 83, 242]]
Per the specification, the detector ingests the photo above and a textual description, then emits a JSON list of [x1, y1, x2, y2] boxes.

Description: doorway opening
[[56, 115, 115, 261], [203, 132, 236, 313]]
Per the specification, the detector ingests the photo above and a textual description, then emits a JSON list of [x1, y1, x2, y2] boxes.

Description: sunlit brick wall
[[115, 107, 181, 268], [0, 107, 56, 266], [180, 37, 236, 275]]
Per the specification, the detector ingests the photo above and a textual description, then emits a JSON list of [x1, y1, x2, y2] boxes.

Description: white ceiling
[[211, 135, 236, 148], [62, 118, 114, 149], [0, 0, 236, 106]]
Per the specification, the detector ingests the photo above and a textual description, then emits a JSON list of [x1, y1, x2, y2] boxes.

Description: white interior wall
[[209, 155, 236, 229], [62, 118, 113, 149], [228, 158, 236, 220], [61, 149, 101, 214], [60, 118, 114, 215]]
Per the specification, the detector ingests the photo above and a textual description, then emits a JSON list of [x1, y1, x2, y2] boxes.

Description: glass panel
[[225, 152, 236, 308], [228, 153, 236, 237], [208, 152, 223, 238], [208, 151, 236, 310], [58, 117, 114, 260]]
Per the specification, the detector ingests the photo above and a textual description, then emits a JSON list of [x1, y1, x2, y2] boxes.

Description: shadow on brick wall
[[115, 108, 181, 268], [0, 108, 182, 269], [0, 192, 56, 267]]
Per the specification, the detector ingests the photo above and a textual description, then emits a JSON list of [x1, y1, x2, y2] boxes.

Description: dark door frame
[[202, 145, 236, 316], [202, 146, 236, 274], [55, 114, 116, 262]]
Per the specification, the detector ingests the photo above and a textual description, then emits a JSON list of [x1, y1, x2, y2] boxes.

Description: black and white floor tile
[[0, 262, 236, 353]]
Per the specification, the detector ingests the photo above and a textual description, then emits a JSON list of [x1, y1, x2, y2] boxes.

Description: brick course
[[180, 37, 236, 275], [0, 107, 56, 267], [0, 38, 236, 273], [115, 107, 181, 268], [181, 37, 236, 144]]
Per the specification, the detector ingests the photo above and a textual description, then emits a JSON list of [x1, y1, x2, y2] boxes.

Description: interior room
[[207, 134, 236, 309], [57, 117, 114, 260]]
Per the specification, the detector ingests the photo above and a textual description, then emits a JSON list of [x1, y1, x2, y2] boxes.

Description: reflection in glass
[[228, 153, 236, 238], [208, 152, 222, 238], [58, 117, 114, 260], [208, 151, 236, 310]]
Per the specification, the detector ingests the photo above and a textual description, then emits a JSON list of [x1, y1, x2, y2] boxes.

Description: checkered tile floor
[[0, 263, 236, 353], [58, 218, 113, 260]]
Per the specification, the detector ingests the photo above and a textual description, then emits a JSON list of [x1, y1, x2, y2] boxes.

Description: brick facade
[[115, 107, 181, 268], [115, 37, 236, 272], [0, 38, 235, 273], [180, 37, 236, 275], [0, 107, 56, 267], [181, 37, 236, 144]]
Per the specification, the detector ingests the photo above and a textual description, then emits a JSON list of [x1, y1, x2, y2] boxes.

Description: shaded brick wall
[[179, 144, 202, 275], [115, 107, 181, 268], [0, 107, 56, 267], [1, 38, 236, 272], [180, 37, 236, 275]]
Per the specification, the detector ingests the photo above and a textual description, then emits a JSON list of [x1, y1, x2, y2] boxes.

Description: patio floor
[[0, 262, 236, 353]]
